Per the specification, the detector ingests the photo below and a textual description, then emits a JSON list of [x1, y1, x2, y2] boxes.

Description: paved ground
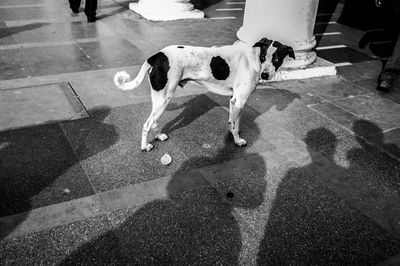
[[1, 0, 400, 264]]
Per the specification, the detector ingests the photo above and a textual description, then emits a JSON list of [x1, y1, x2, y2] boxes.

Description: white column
[[129, 0, 204, 21], [237, 0, 319, 69]]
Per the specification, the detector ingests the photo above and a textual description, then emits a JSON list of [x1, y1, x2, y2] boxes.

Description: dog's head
[[271, 41, 295, 71], [253, 38, 295, 80]]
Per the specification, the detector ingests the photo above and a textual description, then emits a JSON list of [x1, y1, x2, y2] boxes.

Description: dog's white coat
[[114, 41, 278, 151]]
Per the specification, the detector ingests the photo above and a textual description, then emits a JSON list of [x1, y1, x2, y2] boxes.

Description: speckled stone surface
[[60, 98, 202, 192], [70, 186, 258, 265], [255, 161, 400, 265], [0, 124, 94, 217], [2, 0, 400, 264], [331, 94, 400, 131], [0, 48, 34, 80], [0, 213, 120, 265], [296, 76, 368, 100]]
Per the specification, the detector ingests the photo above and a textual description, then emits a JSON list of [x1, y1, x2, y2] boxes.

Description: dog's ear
[[253, 38, 273, 63], [253, 38, 273, 48], [285, 46, 295, 59], [271, 42, 296, 70]]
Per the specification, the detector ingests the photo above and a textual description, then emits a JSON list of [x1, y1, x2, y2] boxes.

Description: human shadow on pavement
[[0, 23, 51, 40], [0, 106, 119, 240], [257, 127, 400, 264], [58, 89, 305, 264], [351, 119, 400, 159]]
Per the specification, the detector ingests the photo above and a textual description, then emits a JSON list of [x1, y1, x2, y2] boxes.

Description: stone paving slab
[[330, 94, 400, 131], [7, 20, 116, 43], [21, 43, 100, 76], [78, 38, 147, 69], [0, 82, 88, 132], [243, 90, 352, 145], [0, 47, 34, 80], [336, 60, 382, 82], [0, 6, 61, 21], [296, 76, 369, 101]]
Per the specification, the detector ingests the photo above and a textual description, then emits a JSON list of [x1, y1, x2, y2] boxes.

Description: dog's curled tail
[[113, 61, 151, 91]]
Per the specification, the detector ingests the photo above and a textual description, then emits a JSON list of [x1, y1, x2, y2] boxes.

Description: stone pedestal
[[237, 0, 320, 69], [129, 0, 204, 21]]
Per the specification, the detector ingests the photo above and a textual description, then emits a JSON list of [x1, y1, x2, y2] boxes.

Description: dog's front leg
[[229, 97, 247, 146], [141, 117, 154, 151], [228, 96, 233, 124]]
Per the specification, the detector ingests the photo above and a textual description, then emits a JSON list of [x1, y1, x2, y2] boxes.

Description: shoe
[[87, 16, 96, 23], [376, 79, 392, 92]]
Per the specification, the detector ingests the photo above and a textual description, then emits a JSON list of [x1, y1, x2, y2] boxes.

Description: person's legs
[[69, 0, 81, 13], [84, 0, 97, 22], [377, 34, 400, 91], [377, 1, 400, 91]]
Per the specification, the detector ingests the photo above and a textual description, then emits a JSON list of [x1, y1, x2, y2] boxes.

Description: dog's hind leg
[[141, 81, 179, 151], [141, 92, 169, 151]]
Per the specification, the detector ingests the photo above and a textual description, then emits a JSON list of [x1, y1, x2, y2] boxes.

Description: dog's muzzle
[[261, 72, 269, 80]]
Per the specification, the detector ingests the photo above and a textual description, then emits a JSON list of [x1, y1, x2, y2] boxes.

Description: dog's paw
[[141, 143, 154, 152], [156, 133, 168, 142], [235, 138, 247, 147]]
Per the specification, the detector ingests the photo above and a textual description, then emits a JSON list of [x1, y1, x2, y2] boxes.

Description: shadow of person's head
[[352, 119, 383, 144], [304, 128, 337, 160]]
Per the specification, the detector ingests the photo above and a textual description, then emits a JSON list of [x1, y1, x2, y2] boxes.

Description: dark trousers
[[69, 0, 97, 18], [382, 35, 400, 80], [381, 0, 400, 81]]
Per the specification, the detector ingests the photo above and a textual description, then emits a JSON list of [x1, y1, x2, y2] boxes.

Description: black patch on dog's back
[[177, 46, 184, 48], [147, 52, 169, 91], [210, 56, 230, 80]]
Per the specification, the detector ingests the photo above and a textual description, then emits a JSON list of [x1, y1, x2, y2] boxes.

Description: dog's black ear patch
[[271, 41, 295, 71], [253, 38, 273, 63], [210, 56, 230, 80], [147, 52, 170, 91]]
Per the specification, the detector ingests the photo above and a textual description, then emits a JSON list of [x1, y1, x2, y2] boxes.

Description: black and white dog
[[114, 38, 294, 151]]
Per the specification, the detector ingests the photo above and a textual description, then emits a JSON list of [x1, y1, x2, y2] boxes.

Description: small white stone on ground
[[202, 143, 211, 149], [161, 153, 172, 165]]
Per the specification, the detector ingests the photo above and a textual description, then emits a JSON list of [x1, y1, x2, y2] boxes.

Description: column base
[[261, 57, 337, 83], [282, 50, 317, 69], [129, 3, 204, 21]]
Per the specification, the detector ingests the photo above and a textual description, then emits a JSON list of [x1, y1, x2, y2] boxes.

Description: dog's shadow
[[161, 89, 300, 138], [161, 94, 220, 135]]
